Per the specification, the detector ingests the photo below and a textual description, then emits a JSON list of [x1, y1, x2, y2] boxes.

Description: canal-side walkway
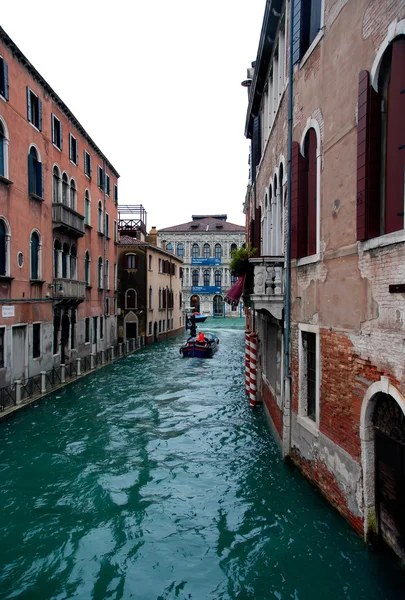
[[0, 319, 404, 599]]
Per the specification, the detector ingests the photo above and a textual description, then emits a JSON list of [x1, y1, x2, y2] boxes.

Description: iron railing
[[0, 340, 143, 412]]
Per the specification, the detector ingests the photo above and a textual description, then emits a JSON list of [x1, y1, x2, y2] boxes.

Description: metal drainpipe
[[284, 0, 294, 455], [103, 160, 107, 323]]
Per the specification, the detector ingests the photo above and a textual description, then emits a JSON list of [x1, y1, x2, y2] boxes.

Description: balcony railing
[[52, 203, 85, 237], [249, 257, 285, 320], [53, 278, 86, 301]]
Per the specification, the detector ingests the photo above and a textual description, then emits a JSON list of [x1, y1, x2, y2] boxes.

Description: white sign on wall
[[2, 305, 15, 318]]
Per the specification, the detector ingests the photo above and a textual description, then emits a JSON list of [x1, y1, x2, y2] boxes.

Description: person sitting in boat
[[197, 332, 205, 344]]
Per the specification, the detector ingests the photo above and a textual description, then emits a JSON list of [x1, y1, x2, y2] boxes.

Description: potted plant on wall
[[226, 244, 257, 308]]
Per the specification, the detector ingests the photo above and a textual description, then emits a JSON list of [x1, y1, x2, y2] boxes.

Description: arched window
[[215, 270, 222, 287], [52, 165, 61, 203], [70, 179, 77, 211], [230, 243, 237, 256], [62, 172, 69, 205], [215, 243, 221, 260], [70, 244, 77, 280], [149, 285, 152, 309], [84, 250, 90, 286], [125, 253, 137, 269], [98, 257, 103, 289], [84, 190, 91, 226], [166, 242, 173, 253], [177, 242, 184, 258], [192, 243, 199, 259], [126, 289, 137, 309], [30, 230, 41, 280], [203, 243, 210, 258], [203, 269, 210, 286], [28, 147, 43, 199], [192, 270, 199, 286], [0, 219, 6, 276], [62, 242, 70, 278], [98, 200, 103, 232], [53, 239, 61, 278], [0, 118, 9, 179]]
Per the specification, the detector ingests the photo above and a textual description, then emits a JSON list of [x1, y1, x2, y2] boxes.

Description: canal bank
[[0, 319, 404, 599]]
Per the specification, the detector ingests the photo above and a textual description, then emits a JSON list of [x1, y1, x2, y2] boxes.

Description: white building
[[158, 215, 245, 317]]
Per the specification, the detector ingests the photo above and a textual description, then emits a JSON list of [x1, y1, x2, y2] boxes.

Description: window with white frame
[[30, 230, 41, 280], [292, 0, 323, 64], [114, 263, 117, 291], [0, 217, 10, 277], [298, 324, 320, 427], [62, 172, 69, 205], [105, 259, 109, 289], [27, 87, 42, 130], [149, 285, 152, 309], [148, 254, 152, 270], [98, 165, 104, 189], [84, 150, 92, 178], [53, 165, 61, 203], [28, 146, 43, 199], [52, 114, 62, 150], [70, 179, 77, 211], [0, 117, 9, 179], [98, 201, 103, 233], [114, 183, 118, 204], [106, 174, 110, 196], [85, 250, 91, 286], [98, 257, 103, 289], [69, 134, 78, 165], [0, 56, 9, 100], [84, 190, 91, 226]]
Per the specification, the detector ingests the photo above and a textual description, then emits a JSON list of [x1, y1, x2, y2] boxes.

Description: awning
[[224, 274, 246, 306]]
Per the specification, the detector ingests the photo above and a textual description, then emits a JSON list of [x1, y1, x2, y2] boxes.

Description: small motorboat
[[180, 332, 219, 358]]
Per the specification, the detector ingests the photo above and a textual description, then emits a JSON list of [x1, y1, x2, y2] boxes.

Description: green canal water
[[0, 318, 404, 599]]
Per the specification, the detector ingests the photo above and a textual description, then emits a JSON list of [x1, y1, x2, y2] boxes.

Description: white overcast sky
[[1, 0, 265, 231]]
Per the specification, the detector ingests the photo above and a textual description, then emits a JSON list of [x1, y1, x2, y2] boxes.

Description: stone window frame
[[297, 323, 320, 436]]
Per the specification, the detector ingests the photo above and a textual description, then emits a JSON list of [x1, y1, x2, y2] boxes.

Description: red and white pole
[[245, 330, 251, 396], [249, 332, 258, 407]]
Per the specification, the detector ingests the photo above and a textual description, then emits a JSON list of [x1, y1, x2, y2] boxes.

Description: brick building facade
[[0, 27, 119, 388], [243, 1, 405, 559]]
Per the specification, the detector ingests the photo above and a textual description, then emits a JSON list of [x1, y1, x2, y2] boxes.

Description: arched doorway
[[190, 295, 200, 313], [124, 311, 138, 342], [213, 295, 223, 316], [361, 379, 405, 560], [61, 314, 70, 364], [153, 321, 158, 342], [373, 393, 405, 556]]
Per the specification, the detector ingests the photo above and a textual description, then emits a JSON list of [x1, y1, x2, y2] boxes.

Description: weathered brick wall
[[261, 378, 283, 439]]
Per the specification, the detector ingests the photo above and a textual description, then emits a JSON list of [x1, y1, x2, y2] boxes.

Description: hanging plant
[[229, 244, 257, 277]]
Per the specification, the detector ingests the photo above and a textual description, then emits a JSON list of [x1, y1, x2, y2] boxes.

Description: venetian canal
[[0, 319, 404, 600]]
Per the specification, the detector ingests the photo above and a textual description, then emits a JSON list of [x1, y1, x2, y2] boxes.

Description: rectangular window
[[298, 325, 320, 429], [27, 87, 42, 130], [98, 165, 104, 189], [84, 150, 92, 177], [114, 184, 118, 204], [159, 320, 161, 333], [92, 317, 97, 344], [106, 174, 110, 196], [0, 57, 9, 100], [100, 316, 104, 340], [33, 323, 40, 359], [149, 286, 152, 309], [148, 321, 152, 335], [148, 255, 152, 270], [52, 114, 62, 150], [85, 318, 90, 343], [292, 0, 322, 64], [114, 263, 117, 291], [105, 213, 110, 239], [0, 328, 4, 367], [69, 134, 78, 165], [126, 254, 136, 269], [114, 220, 117, 243], [106, 259, 109, 289], [158, 258, 161, 272]]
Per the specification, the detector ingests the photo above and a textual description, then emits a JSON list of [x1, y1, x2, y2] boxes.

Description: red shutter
[[255, 206, 262, 256], [385, 39, 405, 234], [291, 142, 300, 259], [357, 70, 381, 240], [307, 128, 317, 255]]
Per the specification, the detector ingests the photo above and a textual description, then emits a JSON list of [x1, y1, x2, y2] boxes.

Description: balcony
[[52, 279, 86, 303], [249, 257, 285, 320], [52, 203, 85, 238]]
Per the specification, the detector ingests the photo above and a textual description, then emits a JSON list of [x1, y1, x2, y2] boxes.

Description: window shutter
[[38, 98, 42, 131], [89, 155, 92, 177], [37, 163, 43, 199], [307, 128, 317, 255], [52, 115, 55, 145], [84, 150, 86, 172], [27, 87, 31, 122], [3, 60, 8, 100], [0, 138, 4, 177], [292, 0, 303, 65], [75, 140, 78, 165], [252, 115, 262, 181], [385, 39, 405, 234], [28, 153, 34, 194], [60, 121, 63, 150], [291, 141, 308, 259], [356, 70, 381, 241], [69, 135, 72, 161]]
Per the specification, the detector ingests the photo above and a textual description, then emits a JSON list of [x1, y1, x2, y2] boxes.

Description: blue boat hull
[[180, 334, 219, 358]]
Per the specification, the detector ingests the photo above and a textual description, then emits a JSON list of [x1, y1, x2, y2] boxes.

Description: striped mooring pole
[[249, 332, 258, 407], [245, 330, 251, 396]]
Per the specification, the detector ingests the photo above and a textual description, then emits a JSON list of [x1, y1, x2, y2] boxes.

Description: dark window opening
[[33, 323, 40, 359], [302, 331, 316, 421]]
